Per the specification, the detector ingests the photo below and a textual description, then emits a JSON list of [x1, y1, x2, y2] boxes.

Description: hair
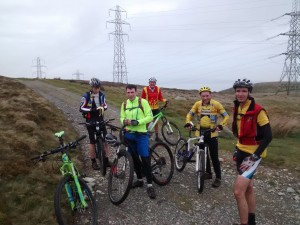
[[126, 84, 137, 91]]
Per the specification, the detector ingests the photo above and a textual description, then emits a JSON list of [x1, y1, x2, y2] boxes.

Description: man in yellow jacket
[[185, 86, 229, 188]]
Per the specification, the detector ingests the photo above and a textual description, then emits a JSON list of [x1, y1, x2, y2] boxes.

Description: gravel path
[[21, 80, 300, 225]]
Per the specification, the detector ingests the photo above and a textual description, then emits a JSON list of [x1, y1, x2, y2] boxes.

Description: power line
[[32, 57, 46, 79]]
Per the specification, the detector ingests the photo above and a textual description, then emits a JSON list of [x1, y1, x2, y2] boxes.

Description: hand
[[184, 123, 192, 129], [239, 154, 259, 173], [131, 120, 139, 126], [97, 106, 104, 116], [232, 150, 237, 161], [216, 124, 223, 131]]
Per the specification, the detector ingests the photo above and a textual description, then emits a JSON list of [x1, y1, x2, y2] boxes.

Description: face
[[149, 81, 156, 88], [200, 91, 211, 105], [91, 86, 100, 94], [126, 88, 137, 101], [235, 87, 249, 103]]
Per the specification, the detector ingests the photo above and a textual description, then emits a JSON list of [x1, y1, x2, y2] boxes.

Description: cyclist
[[232, 78, 272, 225], [120, 84, 156, 199], [184, 86, 229, 188], [141, 77, 168, 142], [80, 77, 110, 170]]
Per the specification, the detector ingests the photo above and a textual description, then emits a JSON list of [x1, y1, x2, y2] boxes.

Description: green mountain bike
[[31, 131, 98, 225], [148, 103, 181, 146]]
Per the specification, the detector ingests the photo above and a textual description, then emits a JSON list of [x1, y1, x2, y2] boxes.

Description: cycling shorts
[[236, 149, 262, 179]]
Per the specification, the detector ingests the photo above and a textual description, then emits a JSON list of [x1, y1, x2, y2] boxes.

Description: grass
[[0, 76, 80, 225]]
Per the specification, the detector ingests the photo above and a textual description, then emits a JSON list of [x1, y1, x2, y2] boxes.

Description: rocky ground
[[21, 80, 300, 225]]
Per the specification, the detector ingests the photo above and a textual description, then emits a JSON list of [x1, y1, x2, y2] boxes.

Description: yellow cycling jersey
[[235, 99, 270, 158], [186, 99, 229, 138]]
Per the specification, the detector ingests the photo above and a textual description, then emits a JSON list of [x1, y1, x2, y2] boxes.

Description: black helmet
[[89, 78, 101, 88], [233, 78, 253, 92]]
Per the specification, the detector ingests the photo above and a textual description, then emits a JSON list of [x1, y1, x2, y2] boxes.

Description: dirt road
[[21, 80, 300, 225]]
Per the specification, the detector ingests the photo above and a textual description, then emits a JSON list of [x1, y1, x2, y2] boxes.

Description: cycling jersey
[[141, 86, 166, 110], [80, 91, 107, 120], [120, 96, 153, 133], [186, 99, 229, 138], [232, 98, 270, 158]]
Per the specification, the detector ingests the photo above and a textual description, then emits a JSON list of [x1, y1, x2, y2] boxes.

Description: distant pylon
[[72, 69, 84, 80], [107, 5, 130, 83], [32, 57, 46, 79], [276, 0, 300, 95]]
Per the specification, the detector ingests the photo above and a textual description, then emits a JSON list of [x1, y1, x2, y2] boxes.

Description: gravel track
[[21, 80, 300, 225]]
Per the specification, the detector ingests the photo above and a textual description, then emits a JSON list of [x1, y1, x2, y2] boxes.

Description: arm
[[254, 123, 272, 156], [80, 96, 91, 112], [120, 102, 126, 125], [101, 93, 108, 111], [218, 103, 229, 128], [141, 87, 147, 100], [158, 87, 167, 102], [186, 102, 198, 124], [137, 99, 153, 125]]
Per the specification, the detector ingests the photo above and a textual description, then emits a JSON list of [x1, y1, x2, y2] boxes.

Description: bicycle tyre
[[174, 138, 188, 172], [54, 175, 98, 225], [96, 138, 106, 176], [150, 142, 174, 186], [197, 150, 205, 193], [161, 120, 181, 146], [108, 149, 134, 205]]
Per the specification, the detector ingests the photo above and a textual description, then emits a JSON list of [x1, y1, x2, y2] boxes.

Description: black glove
[[131, 120, 139, 126], [217, 124, 223, 130], [184, 123, 192, 128], [232, 150, 237, 161]]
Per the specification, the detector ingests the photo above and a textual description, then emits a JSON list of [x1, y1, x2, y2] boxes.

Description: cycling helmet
[[199, 86, 211, 94], [149, 77, 157, 83], [105, 133, 117, 146], [233, 78, 253, 92], [89, 77, 101, 88]]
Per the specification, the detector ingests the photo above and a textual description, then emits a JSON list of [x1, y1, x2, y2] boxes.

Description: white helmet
[[149, 77, 157, 83], [89, 78, 101, 88]]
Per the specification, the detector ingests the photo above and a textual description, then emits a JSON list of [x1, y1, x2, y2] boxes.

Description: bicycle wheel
[[174, 138, 188, 172], [54, 175, 98, 225], [161, 120, 181, 146], [197, 150, 205, 193], [96, 138, 106, 176], [150, 142, 174, 186], [108, 149, 134, 205]]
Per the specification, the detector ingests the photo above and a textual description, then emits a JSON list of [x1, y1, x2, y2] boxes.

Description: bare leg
[[89, 144, 96, 159], [233, 175, 252, 224]]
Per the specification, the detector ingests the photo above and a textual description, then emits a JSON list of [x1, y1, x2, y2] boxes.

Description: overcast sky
[[0, 0, 293, 91]]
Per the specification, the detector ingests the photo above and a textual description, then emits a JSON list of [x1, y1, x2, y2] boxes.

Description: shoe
[[202, 173, 212, 180], [92, 161, 100, 170], [155, 136, 162, 142], [132, 180, 144, 188], [147, 186, 156, 199], [212, 178, 221, 188]]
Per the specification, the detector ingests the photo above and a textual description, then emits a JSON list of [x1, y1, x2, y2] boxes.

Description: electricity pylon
[[32, 57, 46, 79], [72, 69, 84, 80], [107, 5, 130, 83], [274, 0, 300, 95]]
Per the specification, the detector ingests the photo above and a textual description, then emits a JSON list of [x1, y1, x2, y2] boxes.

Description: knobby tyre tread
[[197, 150, 205, 193], [96, 138, 106, 176], [54, 175, 98, 225], [108, 149, 134, 205], [161, 121, 181, 146], [174, 138, 188, 172], [150, 142, 174, 186]]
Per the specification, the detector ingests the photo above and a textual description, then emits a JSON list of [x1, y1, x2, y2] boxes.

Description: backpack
[[123, 97, 144, 113]]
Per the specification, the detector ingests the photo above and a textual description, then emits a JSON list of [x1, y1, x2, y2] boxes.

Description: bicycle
[[120, 127, 174, 186], [80, 119, 114, 176], [174, 126, 215, 193], [147, 103, 181, 146], [31, 131, 98, 225], [104, 122, 134, 205]]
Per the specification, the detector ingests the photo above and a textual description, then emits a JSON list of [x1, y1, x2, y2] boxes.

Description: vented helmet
[[89, 78, 101, 88], [149, 77, 157, 83], [199, 86, 211, 94], [233, 78, 253, 92]]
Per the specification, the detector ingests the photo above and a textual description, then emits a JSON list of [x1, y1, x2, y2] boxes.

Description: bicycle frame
[[59, 153, 88, 209], [148, 110, 174, 134]]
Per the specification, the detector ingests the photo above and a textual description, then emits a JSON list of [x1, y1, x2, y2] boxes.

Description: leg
[[233, 175, 252, 225], [89, 144, 96, 159], [208, 138, 221, 179], [246, 179, 256, 225]]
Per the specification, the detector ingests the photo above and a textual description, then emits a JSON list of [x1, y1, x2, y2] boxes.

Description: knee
[[233, 187, 244, 200]]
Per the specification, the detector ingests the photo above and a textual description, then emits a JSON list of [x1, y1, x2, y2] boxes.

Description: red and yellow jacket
[[141, 86, 166, 110]]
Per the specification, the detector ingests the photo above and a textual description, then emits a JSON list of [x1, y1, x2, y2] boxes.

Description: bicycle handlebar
[[188, 126, 216, 138], [79, 118, 115, 127], [31, 135, 87, 162], [160, 102, 168, 111]]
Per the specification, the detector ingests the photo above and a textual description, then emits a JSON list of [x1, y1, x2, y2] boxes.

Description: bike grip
[[76, 135, 87, 142]]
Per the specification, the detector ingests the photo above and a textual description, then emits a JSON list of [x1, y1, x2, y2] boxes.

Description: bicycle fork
[[195, 147, 206, 173]]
